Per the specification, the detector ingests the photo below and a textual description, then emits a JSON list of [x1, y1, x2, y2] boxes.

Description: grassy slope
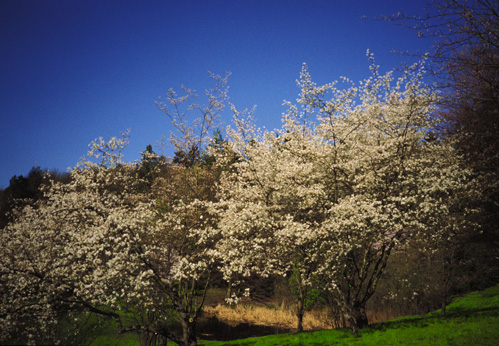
[[199, 284, 499, 346], [89, 284, 499, 346]]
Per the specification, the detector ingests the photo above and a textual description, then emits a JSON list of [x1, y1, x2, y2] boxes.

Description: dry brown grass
[[201, 287, 402, 331], [203, 303, 335, 331], [203, 302, 401, 331]]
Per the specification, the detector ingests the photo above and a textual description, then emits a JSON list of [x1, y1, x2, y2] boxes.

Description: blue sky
[[0, 0, 432, 188]]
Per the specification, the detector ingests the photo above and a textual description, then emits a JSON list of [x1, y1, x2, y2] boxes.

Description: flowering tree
[[0, 132, 220, 346], [216, 56, 473, 333], [1, 70, 234, 346], [156, 71, 230, 166]]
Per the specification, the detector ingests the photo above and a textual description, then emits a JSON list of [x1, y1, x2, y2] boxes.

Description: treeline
[[0, 167, 71, 229]]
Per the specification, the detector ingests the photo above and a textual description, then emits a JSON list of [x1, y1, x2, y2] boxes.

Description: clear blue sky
[[0, 0, 432, 189]]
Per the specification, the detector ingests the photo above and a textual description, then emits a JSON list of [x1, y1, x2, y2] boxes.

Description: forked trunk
[[342, 304, 368, 334]]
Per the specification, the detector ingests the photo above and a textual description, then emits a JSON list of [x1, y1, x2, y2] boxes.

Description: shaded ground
[[197, 317, 291, 341]]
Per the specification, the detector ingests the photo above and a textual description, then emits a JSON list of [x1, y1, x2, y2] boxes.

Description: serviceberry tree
[[215, 56, 475, 333]]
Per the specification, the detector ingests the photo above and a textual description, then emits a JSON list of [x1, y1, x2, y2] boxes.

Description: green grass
[[83, 312, 140, 346], [89, 284, 499, 346]]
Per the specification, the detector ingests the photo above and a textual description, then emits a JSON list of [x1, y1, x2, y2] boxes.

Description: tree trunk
[[140, 331, 152, 346], [139, 330, 168, 346], [342, 304, 368, 334], [180, 314, 197, 346], [296, 299, 305, 332], [441, 286, 448, 316], [226, 279, 232, 300], [141, 332, 168, 346]]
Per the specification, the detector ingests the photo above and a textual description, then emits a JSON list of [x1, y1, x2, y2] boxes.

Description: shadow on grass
[[198, 317, 292, 341]]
